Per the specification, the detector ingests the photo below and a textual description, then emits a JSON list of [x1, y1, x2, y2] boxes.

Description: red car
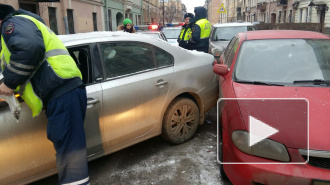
[[213, 30, 330, 185]]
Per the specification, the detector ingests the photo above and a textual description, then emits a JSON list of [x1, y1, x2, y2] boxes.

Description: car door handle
[[156, 81, 168, 86], [87, 98, 100, 105]]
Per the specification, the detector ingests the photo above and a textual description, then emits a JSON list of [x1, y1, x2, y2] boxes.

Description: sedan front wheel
[[161, 98, 200, 144]]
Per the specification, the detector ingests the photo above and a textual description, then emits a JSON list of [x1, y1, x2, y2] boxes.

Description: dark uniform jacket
[[189, 7, 211, 53], [178, 23, 193, 50], [1, 9, 83, 104]]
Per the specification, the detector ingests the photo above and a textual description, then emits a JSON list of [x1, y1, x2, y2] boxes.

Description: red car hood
[[232, 82, 330, 151]]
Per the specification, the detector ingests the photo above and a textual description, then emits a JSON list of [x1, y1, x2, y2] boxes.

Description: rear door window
[[99, 42, 155, 79]]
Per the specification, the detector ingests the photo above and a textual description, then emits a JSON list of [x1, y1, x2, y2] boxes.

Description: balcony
[[257, 2, 266, 11]]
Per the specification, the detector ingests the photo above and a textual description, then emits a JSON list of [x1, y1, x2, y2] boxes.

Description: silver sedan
[[0, 31, 218, 185]]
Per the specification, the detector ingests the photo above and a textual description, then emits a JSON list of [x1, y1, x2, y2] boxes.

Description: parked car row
[[1, 20, 330, 185], [0, 31, 218, 185]]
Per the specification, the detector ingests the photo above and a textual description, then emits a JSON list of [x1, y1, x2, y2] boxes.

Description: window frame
[[96, 41, 174, 81]]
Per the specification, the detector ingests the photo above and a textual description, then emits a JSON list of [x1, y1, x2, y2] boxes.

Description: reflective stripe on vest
[[0, 14, 82, 117], [179, 27, 192, 41], [195, 19, 211, 39]]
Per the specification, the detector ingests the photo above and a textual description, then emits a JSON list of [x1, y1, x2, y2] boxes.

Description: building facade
[[0, 0, 104, 35], [205, 0, 330, 33]]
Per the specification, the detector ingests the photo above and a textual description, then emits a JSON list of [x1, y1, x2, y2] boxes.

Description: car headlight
[[211, 48, 222, 57], [232, 130, 290, 162]]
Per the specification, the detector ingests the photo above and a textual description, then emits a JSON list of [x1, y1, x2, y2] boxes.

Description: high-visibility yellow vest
[[179, 27, 192, 41], [1, 14, 82, 117], [195, 19, 211, 39]]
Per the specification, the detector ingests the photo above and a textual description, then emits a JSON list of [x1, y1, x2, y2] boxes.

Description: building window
[[289, 10, 292, 23], [278, 11, 282, 23], [299, 9, 303, 23], [67, 9, 75, 34], [48, 7, 58, 34], [93, 13, 97, 31], [305, 8, 308, 23], [283, 11, 286, 22]]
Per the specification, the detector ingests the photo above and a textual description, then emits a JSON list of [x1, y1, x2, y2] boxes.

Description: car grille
[[300, 149, 330, 170], [302, 156, 330, 170]]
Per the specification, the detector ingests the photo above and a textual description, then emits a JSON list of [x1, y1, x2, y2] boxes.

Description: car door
[[68, 45, 104, 155], [98, 41, 174, 148], [219, 36, 239, 99], [0, 45, 104, 185]]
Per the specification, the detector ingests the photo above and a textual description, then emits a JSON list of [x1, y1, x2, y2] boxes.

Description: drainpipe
[[307, 5, 312, 23], [104, 0, 109, 31], [268, 0, 270, 23], [141, 0, 143, 25], [149, 0, 151, 24], [62, 0, 69, 34]]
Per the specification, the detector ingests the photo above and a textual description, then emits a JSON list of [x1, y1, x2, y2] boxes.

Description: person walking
[[177, 13, 194, 50], [188, 7, 211, 53], [0, 4, 89, 185], [117, 18, 136, 33]]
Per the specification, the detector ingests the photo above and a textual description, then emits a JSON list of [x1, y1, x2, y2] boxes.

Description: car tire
[[161, 98, 199, 144]]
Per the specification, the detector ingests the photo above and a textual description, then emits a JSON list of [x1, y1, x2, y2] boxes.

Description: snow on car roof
[[58, 31, 164, 46], [213, 22, 254, 27]]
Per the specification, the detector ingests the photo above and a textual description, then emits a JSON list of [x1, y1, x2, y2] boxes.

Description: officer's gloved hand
[[188, 38, 196, 45]]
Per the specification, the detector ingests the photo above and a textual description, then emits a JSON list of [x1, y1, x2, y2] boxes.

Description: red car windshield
[[234, 39, 330, 85]]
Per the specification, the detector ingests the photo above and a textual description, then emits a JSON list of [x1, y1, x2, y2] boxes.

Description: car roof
[[213, 22, 254, 27], [163, 27, 182, 30], [237, 30, 330, 40], [137, 30, 162, 33], [58, 31, 162, 46]]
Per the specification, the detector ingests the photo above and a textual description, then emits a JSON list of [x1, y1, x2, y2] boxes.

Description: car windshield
[[162, 29, 181, 39], [212, 26, 255, 41], [234, 39, 330, 85]]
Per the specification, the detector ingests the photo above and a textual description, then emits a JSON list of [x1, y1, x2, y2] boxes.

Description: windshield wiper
[[293, 79, 330, 86], [235, 80, 284, 86]]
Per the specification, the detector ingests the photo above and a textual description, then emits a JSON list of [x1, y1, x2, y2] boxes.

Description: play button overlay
[[249, 116, 279, 147], [216, 98, 309, 164]]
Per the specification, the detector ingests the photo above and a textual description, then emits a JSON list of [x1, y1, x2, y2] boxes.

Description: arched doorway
[[116, 12, 124, 27], [271, 13, 276, 24]]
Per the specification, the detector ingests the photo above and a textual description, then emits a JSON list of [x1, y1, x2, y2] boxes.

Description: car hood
[[232, 82, 330, 151]]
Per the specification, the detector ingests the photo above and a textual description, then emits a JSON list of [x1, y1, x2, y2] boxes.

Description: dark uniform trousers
[[46, 86, 90, 185]]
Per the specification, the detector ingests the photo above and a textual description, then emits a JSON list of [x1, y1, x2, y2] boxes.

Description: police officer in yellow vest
[[188, 7, 211, 53], [0, 4, 89, 185], [178, 13, 194, 50]]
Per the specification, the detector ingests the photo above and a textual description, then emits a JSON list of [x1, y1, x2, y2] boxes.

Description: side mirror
[[213, 64, 229, 77]]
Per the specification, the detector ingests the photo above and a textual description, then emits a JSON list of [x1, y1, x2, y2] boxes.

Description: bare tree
[[167, 1, 177, 23], [158, 0, 177, 23]]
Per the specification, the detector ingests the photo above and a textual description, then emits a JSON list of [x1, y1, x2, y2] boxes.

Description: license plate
[[313, 180, 330, 185]]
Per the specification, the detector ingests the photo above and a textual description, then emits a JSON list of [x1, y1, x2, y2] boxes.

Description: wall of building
[[206, 0, 222, 24]]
